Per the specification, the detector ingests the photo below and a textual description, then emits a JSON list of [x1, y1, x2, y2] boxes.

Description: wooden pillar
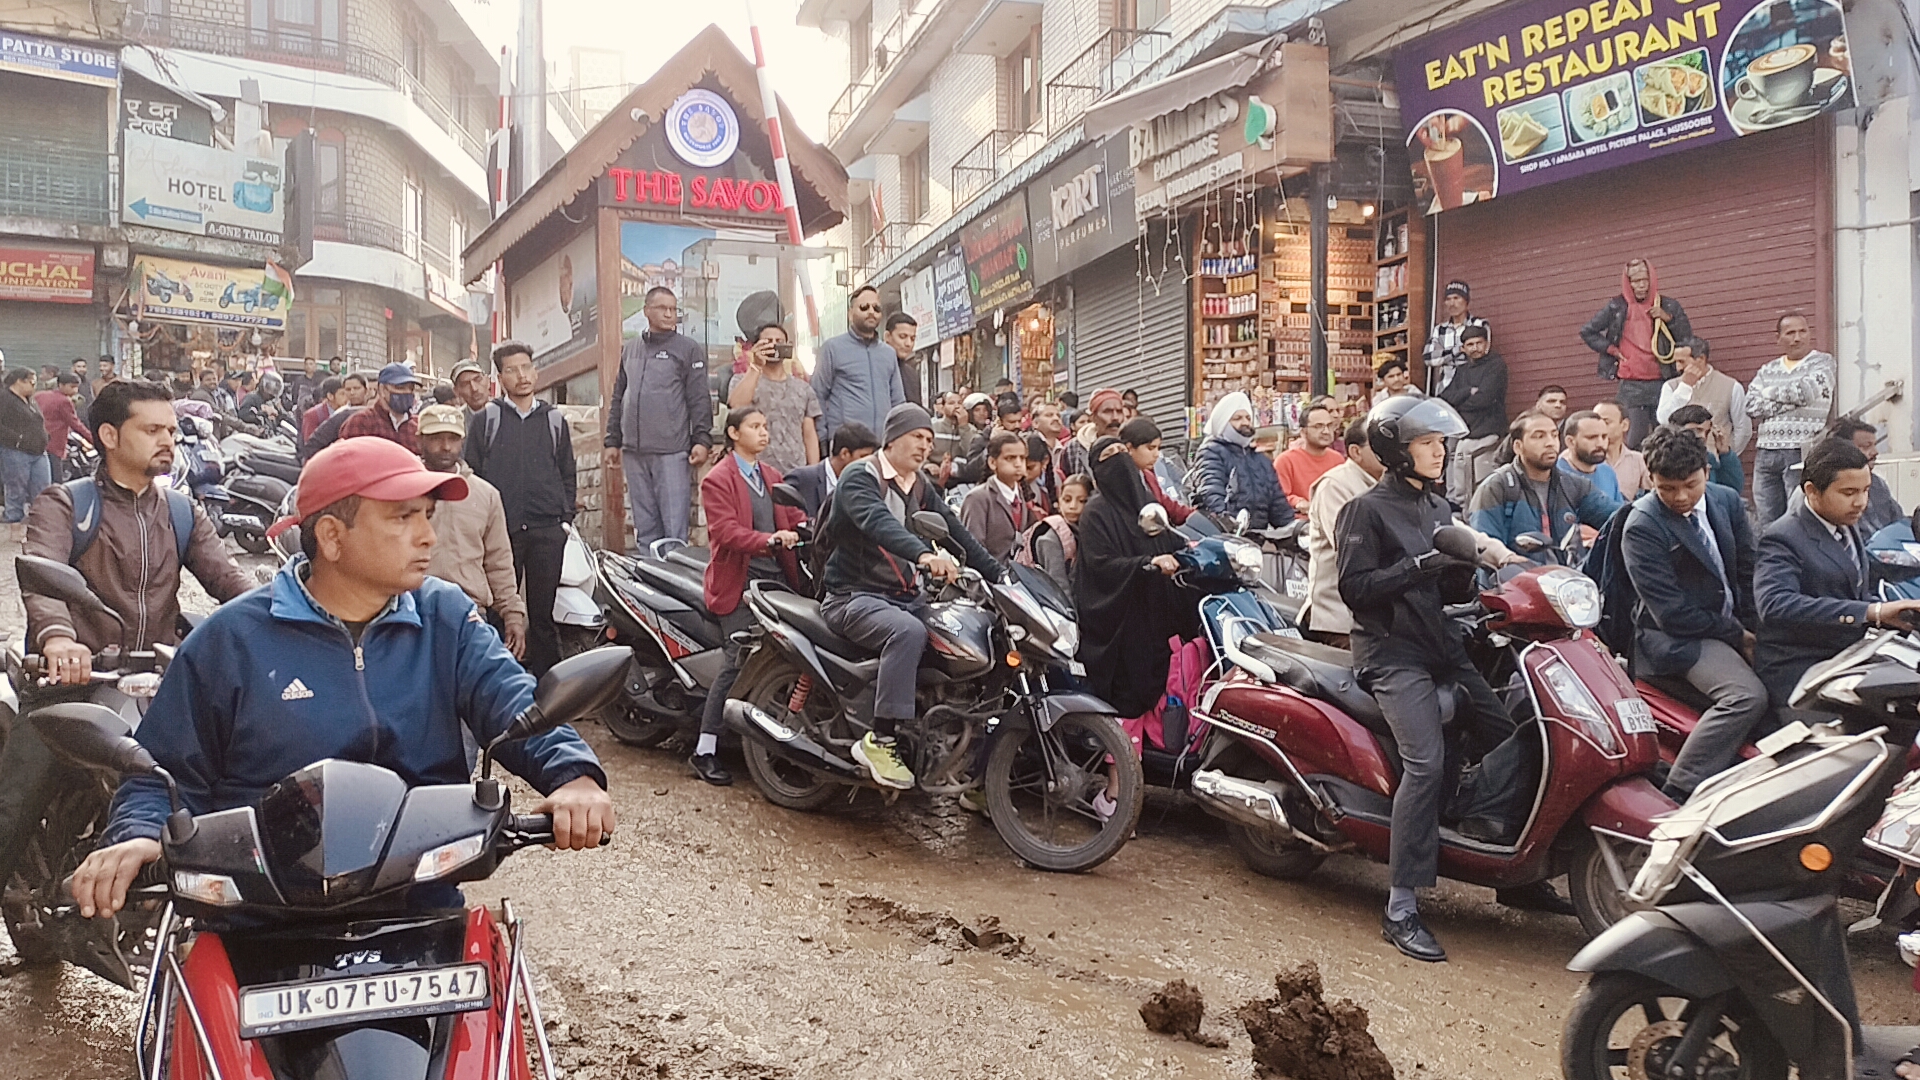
[[597, 205, 626, 552]]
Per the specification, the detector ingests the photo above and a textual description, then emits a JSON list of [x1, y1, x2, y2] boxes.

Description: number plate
[[1615, 698, 1656, 735], [239, 963, 490, 1038], [1066, 660, 1086, 677]]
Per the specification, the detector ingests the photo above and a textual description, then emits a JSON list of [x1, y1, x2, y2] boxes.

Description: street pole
[[744, 2, 822, 341], [1309, 164, 1329, 400], [515, 0, 545, 196]]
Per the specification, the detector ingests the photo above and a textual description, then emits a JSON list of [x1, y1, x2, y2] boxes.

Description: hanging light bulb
[[250, 330, 263, 346], [1362, 203, 1376, 218]]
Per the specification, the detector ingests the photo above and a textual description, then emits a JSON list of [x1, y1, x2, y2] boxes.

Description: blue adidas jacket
[[100, 558, 606, 846]]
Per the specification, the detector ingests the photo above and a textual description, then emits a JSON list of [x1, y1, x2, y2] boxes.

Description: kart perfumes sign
[[122, 129, 286, 245], [1395, 0, 1853, 213]]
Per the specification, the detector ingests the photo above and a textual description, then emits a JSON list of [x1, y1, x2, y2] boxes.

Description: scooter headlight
[[1538, 656, 1618, 754], [1222, 536, 1265, 582], [1538, 569, 1602, 629]]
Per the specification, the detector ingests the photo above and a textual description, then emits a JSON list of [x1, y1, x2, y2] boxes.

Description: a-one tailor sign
[[603, 168, 785, 215], [1395, 0, 1853, 212]]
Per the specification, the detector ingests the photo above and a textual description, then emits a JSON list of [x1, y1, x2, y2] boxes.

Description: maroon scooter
[[1187, 549, 1675, 939]]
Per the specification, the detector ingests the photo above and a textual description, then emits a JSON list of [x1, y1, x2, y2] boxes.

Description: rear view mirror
[[17, 556, 118, 623], [1432, 525, 1481, 563], [30, 703, 154, 775], [1234, 509, 1250, 535], [1138, 503, 1170, 536], [496, 646, 635, 746], [771, 483, 805, 510], [910, 511, 950, 543]]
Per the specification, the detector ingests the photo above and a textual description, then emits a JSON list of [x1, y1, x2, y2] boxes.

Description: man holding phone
[[726, 323, 821, 474]]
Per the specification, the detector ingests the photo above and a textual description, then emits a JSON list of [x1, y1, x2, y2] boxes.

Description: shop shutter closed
[[0, 301, 100, 372], [1434, 120, 1827, 423], [1071, 234, 1190, 450]]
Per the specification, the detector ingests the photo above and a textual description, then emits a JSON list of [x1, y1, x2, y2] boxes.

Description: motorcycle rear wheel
[[1561, 971, 1787, 1080], [736, 662, 842, 811], [985, 712, 1141, 873], [1568, 834, 1651, 940], [603, 707, 677, 749]]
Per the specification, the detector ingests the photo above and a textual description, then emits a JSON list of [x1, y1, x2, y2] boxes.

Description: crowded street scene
[[11, 0, 1920, 1075]]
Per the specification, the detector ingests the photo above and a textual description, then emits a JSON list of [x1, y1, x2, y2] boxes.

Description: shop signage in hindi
[[1026, 138, 1136, 284], [0, 244, 93, 303], [0, 32, 118, 87], [122, 129, 286, 245], [1130, 43, 1333, 222], [932, 247, 974, 340], [1394, 0, 1853, 213], [900, 265, 939, 350], [959, 197, 1034, 312], [131, 256, 291, 330]]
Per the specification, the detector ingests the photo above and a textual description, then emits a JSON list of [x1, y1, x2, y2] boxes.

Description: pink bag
[[1118, 636, 1213, 756]]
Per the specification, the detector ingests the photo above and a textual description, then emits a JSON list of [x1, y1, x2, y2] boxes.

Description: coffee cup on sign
[[1737, 43, 1819, 109]]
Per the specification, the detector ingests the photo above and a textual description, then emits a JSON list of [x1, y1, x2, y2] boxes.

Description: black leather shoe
[[1381, 912, 1447, 963], [1495, 881, 1577, 917], [689, 753, 733, 786], [1454, 817, 1515, 843]]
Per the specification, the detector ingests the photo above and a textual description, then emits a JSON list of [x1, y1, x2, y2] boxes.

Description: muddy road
[[1, 537, 1916, 1077]]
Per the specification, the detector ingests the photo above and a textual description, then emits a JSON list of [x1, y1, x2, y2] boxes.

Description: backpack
[[1582, 500, 1638, 664], [475, 401, 570, 473], [1011, 514, 1075, 571], [66, 477, 195, 566]]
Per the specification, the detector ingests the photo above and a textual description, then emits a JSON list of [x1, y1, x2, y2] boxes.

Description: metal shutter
[[1070, 230, 1190, 451], [0, 301, 102, 371], [1434, 120, 1827, 421]]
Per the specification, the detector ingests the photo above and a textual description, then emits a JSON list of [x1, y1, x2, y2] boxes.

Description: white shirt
[[990, 476, 1021, 506], [1656, 374, 1752, 454]]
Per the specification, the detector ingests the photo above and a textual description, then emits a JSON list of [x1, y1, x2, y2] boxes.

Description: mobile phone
[[773, 342, 794, 359]]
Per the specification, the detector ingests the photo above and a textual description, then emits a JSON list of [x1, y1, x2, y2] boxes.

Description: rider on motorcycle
[[0, 380, 253, 909], [818, 402, 1001, 790], [1336, 396, 1566, 965], [69, 437, 613, 921]]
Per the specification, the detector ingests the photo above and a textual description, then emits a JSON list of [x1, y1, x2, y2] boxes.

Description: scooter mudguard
[[1040, 691, 1116, 732], [1578, 775, 1674, 836], [1568, 907, 1737, 997]]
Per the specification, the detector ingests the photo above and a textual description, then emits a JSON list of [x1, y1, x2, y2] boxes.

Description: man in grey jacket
[[814, 285, 903, 442], [604, 286, 713, 549]]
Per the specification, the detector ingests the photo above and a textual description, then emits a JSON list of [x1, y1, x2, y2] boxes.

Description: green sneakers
[[854, 733, 915, 790]]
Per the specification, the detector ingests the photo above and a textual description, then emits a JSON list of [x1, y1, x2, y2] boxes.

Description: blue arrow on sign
[[129, 199, 202, 225], [130, 198, 150, 218]]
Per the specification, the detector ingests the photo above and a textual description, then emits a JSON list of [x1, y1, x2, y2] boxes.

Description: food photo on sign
[[1720, 0, 1849, 134], [1408, 110, 1498, 211]]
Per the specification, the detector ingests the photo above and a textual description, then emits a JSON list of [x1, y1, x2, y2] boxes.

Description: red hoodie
[[1615, 262, 1662, 381]]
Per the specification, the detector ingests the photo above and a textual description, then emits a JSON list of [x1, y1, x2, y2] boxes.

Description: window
[[315, 131, 344, 223], [449, 215, 466, 267], [1115, 0, 1169, 30], [901, 145, 928, 224], [849, 10, 871, 82], [286, 286, 342, 360], [402, 174, 423, 260], [402, 19, 426, 83], [1002, 27, 1042, 133], [250, 0, 342, 59]]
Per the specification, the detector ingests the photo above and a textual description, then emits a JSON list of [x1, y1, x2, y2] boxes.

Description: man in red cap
[[70, 437, 613, 920], [1055, 387, 1126, 482]]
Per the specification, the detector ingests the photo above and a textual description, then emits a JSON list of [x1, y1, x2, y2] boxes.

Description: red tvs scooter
[[30, 646, 633, 1080], [1187, 535, 1676, 939]]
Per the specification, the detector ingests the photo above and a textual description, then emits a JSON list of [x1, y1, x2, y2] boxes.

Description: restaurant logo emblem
[[665, 89, 740, 169]]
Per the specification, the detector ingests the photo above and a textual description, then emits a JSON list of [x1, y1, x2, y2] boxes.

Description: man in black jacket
[[0, 367, 50, 527], [820, 402, 1000, 790], [1437, 324, 1508, 500], [603, 286, 713, 549], [467, 341, 578, 675], [1579, 258, 1690, 449]]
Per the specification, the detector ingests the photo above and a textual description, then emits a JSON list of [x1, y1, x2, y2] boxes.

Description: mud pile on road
[[1235, 962, 1394, 1080], [1139, 979, 1227, 1047]]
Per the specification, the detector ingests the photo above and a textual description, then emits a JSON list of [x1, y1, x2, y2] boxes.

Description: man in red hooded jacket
[[1580, 257, 1691, 450]]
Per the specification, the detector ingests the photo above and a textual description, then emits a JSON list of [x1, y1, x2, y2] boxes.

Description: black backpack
[[1582, 500, 1639, 665]]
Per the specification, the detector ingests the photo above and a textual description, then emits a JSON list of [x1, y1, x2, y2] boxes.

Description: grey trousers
[[1665, 637, 1770, 799], [622, 449, 691, 550], [1617, 378, 1664, 450], [1753, 447, 1800, 529], [821, 591, 930, 739], [1363, 662, 1516, 890]]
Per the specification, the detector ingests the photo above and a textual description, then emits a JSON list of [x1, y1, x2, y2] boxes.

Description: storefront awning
[[1082, 35, 1282, 141]]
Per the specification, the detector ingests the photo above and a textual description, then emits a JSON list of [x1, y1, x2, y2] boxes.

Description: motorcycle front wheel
[[985, 711, 1141, 873], [1567, 834, 1652, 940], [1561, 971, 1786, 1080]]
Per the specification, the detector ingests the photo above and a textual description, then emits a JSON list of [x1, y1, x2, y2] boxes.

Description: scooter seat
[[757, 590, 876, 659], [635, 558, 712, 615], [667, 547, 710, 572], [1242, 634, 1390, 732], [242, 455, 302, 484]]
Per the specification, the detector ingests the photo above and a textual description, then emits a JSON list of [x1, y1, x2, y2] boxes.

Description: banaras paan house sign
[[1394, 0, 1854, 213], [600, 88, 787, 217]]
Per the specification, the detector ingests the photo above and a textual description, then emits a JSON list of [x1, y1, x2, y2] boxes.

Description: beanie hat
[[883, 402, 934, 446]]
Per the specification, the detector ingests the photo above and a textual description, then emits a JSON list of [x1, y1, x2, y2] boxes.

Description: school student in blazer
[[692, 406, 805, 786], [783, 421, 879, 521], [1754, 437, 1920, 715], [1621, 426, 1764, 802], [959, 431, 1036, 562]]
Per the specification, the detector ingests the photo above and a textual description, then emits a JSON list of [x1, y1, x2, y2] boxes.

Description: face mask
[[387, 392, 416, 414]]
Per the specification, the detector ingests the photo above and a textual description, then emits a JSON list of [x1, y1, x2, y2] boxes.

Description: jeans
[[0, 722, 68, 889], [1753, 447, 1800, 528], [699, 605, 758, 737], [1664, 637, 1770, 800], [1616, 379, 1664, 450], [510, 523, 567, 676], [1360, 661, 1515, 889], [820, 592, 930, 739], [622, 450, 691, 551], [0, 446, 51, 522]]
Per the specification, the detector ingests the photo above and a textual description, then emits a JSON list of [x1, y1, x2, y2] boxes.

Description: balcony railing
[[315, 214, 457, 278], [862, 220, 929, 272], [826, 0, 935, 143], [1046, 27, 1170, 135], [949, 127, 1044, 209], [0, 137, 111, 225], [125, 12, 488, 164]]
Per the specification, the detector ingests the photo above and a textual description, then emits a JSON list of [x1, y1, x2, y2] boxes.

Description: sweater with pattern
[[1745, 350, 1836, 451]]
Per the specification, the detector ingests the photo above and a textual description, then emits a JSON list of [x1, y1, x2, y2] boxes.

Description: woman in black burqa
[[1073, 428, 1200, 720]]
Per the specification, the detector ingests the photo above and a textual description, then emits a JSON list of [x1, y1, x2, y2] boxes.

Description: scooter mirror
[[1234, 508, 1250, 535], [498, 645, 636, 744], [16, 556, 120, 625], [1433, 525, 1481, 563], [770, 483, 806, 510], [30, 703, 155, 776], [1138, 503, 1171, 536], [1513, 532, 1548, 553], [910, 511, 950, 543]]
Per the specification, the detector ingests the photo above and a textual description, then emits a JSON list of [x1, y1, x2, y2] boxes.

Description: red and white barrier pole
[[745, 7, 821, 340]]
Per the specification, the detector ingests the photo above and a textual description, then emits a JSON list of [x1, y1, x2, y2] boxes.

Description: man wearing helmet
[[1337, 396, 1568, 963]]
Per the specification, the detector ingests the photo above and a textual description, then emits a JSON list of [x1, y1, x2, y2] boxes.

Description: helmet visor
[[1385, 397, 1469, 443]]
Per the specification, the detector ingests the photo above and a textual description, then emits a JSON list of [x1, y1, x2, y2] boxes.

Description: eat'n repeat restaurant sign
[[1393, 0, 1853, 212]]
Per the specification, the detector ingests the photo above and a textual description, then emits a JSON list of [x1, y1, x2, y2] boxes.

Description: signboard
[[512, 230, 598, 367], [899, 266, 938, 350], [0, 244, 93, 303], [122, 73, 214, 144], [959, 197, 1034, 313], [122, 129, 286, 245], [665, 89, 741, 168], [1130, 42, 1333, 221], [597, 93, 786, 223], [131, 256, 290, 329], [1394, 0, 1853, 212], [931, 247, 974, 340], [1026, 137, 1136, 284], [0, 32, 118, 87]]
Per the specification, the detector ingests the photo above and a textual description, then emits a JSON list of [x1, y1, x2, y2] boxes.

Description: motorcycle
[[722, 508, 1142, 873], [1560, 629, 1920, 1079], [30, 644, 634, 1080], [62, 431, 98, 482], [1186, 523, 1678, 938], [217, 432, 298, 554]]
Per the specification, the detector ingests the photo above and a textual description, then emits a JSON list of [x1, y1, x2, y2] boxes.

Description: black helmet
[[1366, 396, 1467, 482]]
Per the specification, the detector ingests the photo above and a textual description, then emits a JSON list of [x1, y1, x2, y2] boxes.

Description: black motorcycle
[[1560, 630, 1920, 1079], [723, 508, 1141, 873]]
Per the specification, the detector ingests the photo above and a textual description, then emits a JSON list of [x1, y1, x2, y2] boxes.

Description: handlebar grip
[[510, 813, 613, 847], [132, 861, 169, 889]]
